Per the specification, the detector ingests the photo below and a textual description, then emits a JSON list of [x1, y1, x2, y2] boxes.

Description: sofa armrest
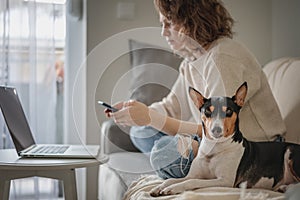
[[100, 119, 140, 154]]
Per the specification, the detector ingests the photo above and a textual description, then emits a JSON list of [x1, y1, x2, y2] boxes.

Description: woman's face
[[159, 13, 185, 51]]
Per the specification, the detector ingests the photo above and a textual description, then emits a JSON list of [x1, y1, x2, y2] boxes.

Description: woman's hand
[[104, 101, 123, 118], [104, 100, 201, 136], [109, 100, 151, 126]]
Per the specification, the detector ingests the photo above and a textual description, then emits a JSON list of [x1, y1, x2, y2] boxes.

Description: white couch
[[98, 54, 300, 199], [263, 57, 300, 143]]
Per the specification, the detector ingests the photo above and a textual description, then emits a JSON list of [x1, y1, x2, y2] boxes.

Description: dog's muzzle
[[210, 116, 224, 138]]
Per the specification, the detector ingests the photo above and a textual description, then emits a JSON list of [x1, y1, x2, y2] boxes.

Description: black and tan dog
[[150, 82, 300, 196]]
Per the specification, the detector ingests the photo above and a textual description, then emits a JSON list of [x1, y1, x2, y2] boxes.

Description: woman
[[106, 0, 286, 179]]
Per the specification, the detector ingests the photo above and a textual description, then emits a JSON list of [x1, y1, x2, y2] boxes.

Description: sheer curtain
[[0, 0, 65, 198], [0, 0, 65, 148]]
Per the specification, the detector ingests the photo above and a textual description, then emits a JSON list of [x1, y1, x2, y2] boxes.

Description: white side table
[[0, 149, 108, 200]]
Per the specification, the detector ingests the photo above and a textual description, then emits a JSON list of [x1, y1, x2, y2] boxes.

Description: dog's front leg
[[159, 178, 232, 196], [150, 177, 188, 197]]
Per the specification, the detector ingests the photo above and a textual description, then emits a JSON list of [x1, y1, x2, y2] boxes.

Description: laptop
[[0, 86, 99, 158]]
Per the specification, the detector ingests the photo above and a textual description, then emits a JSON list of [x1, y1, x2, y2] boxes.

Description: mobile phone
[[97, 101, 118, 112]]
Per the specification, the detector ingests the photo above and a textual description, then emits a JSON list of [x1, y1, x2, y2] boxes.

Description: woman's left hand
[[110, 100, 151, 126]]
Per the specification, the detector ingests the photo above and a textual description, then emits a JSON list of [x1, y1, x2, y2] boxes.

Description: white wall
[[272, 0, 300, 60], [223, 0, 273, 65]]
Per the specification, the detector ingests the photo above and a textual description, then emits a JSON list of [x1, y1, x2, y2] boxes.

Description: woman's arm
[[109, 100, 202, 137], [148, 107, 202, 136]]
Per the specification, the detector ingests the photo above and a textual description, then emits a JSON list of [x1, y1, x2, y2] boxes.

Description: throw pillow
[[128, 39, 182, 105]]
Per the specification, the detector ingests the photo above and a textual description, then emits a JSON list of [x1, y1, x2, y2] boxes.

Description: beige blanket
[[123, 175, 285, 200]]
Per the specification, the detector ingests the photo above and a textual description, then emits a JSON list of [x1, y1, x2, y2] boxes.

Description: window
[[0, 0, 66, 198]]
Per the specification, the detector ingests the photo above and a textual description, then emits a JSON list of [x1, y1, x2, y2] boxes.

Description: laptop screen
[[0, 86, 35, 153]]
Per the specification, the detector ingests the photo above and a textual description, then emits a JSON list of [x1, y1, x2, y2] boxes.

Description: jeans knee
[[129, 126, 165, 153], [150, 135, 193, 179]]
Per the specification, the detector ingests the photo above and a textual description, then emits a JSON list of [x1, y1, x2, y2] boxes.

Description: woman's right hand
[[104, 101, 124, 118], [106, 100, 151, 127]]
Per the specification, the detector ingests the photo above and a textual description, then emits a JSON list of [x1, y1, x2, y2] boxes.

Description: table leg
[[87, 165, 99, 199], [58, 180, 64, 197], [61, 169, 78, 200], [0, 179, 11, 200]]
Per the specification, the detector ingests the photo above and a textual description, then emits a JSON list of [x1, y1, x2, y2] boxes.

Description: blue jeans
[[130, 126, 200, 179]]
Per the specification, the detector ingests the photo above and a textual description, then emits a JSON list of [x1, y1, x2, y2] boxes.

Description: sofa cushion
[[263, 57, 300, 143], [107, 152, 154, 176], [128, 39, 182, 105]]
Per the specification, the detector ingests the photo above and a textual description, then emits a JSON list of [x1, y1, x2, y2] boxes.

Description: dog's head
[[189, 82, 247, 141]]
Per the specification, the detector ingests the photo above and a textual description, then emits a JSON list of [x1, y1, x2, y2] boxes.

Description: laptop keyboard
[[32, 146, 69, 154]]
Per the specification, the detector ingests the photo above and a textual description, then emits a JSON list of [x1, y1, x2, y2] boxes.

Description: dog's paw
[[160, 184, 184, 196], [150, 178, 182, 197], [150, 185, 163, 197]]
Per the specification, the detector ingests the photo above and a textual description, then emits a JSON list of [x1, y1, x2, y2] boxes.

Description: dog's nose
[[212, 126, 222, 136]]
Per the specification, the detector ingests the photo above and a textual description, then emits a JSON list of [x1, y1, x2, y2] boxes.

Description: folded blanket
[[123, 175, 285, 200]]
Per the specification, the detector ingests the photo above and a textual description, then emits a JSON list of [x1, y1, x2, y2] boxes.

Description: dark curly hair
[[154, 0, 234, 48]]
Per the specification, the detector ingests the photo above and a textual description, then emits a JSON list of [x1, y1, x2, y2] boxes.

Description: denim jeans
[[130, 126, 200, 179], [130, 126, 166, 154]]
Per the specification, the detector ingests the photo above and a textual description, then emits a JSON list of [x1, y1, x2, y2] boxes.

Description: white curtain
[[0, 0, 65, 198], [0, 0, 65, 147]]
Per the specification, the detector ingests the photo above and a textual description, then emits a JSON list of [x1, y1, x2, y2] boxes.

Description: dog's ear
[[189, 87, 207, 109], [233, 82, 248, 107]]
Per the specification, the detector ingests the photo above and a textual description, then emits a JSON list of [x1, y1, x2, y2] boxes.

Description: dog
[[150, 82, 300, 197]]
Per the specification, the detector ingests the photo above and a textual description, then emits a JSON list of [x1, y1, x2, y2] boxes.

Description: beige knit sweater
[[150, 38, 286, 141]]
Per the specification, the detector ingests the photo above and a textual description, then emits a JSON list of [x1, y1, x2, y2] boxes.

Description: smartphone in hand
[[97, 101, 119, 112]]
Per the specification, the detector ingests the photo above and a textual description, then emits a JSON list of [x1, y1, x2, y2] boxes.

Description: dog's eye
[[204, 108, 212, 117], [226, 108, 233, 117]]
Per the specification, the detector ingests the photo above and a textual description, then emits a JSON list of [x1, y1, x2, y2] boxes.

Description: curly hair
[[154, 0, 234, 48]]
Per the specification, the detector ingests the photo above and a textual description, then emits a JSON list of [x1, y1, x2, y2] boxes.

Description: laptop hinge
[[20, 145, 37, 154]]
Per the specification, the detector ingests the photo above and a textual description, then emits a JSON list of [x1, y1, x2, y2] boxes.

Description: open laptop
[[0, 86, 99, 158]]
